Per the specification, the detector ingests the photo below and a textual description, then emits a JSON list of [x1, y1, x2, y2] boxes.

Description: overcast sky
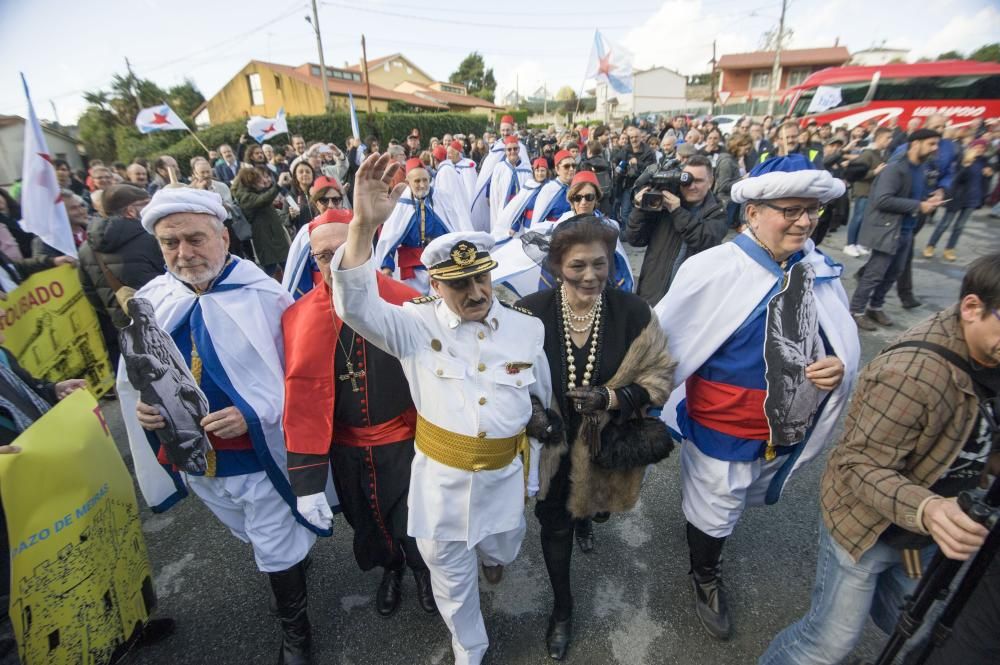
[[1, 0, 997, 124]]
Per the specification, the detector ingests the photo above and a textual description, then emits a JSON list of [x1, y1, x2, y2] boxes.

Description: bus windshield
[[792, 80, 871, 116]]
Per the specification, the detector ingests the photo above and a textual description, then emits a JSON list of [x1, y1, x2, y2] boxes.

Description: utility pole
[[306, 0, 332, 113], [709, 40, 717, 115], [543, 83, 548, 115], [766, 0, 788, 116]]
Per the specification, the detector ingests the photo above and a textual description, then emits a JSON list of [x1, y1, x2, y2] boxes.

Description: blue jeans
[[847, 196, 868, 246], [927, 207, 974, 250], [758, 521, 935, 665]]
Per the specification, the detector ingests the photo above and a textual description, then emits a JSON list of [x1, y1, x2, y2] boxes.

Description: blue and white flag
[[247, 107, 288, 143], [135, 103, 189, 134], [348, 92, 360, 141], [586, 30, 633, 95]]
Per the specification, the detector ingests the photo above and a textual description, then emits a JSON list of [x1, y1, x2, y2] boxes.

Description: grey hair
[[388, 145, 406, 159]]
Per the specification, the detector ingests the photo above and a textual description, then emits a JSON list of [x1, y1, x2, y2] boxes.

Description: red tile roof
[[718, 47, 851, 70], [403, 85, 500, 110], [255, 61, 447, 110]]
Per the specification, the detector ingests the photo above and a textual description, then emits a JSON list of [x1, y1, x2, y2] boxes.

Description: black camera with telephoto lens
[[638, 159, 692, 211]]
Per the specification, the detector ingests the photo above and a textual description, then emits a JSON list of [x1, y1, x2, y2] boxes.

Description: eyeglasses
[[505, 147, 520, 153], [319, 196, 342, 205], [558, 163, 577, 170], [570, 193, 597, 203], [760, 201, 822, 222], [311, 251, 335, 265]]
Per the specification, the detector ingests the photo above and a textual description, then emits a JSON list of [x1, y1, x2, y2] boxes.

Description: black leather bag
[[591, 415, 674, 470]]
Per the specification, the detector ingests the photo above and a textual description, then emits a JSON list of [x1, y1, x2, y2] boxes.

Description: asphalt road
[[116, 210, 1000, 665]]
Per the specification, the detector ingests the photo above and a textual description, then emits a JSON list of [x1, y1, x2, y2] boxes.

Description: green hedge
[[137, 112, 493, 175]]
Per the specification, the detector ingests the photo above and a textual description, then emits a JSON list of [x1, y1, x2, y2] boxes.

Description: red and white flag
[[135, 103, 189, 134], [247, 108, 288, 143], [19, 74, 76, 259]]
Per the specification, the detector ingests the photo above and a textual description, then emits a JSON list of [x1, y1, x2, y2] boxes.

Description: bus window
[[792, 80, 871, 116], [873, 75, 1000, 101]]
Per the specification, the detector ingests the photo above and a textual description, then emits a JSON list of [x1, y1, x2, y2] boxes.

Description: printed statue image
[[119, 297, 213, 474], [763, 261, 825, 448]]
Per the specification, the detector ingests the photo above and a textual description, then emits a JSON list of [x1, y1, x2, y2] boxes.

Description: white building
[[594, 66, 688, 120], [850, 47, 910, 66], [0, 115, 83, 186]]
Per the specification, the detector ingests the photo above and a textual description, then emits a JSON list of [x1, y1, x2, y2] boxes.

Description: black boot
[[412, 568, 438, 615], [376, 566, 403, 617], [546, 614, 573, 660], [686, 522, 732, 641], [267, 560, 312, 665], [574, 519, 594, 554]]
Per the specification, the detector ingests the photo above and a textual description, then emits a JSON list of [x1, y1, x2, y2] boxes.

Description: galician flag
[[247, 108, 288, 143], [348, 92, 360, 141], [19, 74, 76, 259], [586, 30, 633, 95], [135, 103, 189, 134]]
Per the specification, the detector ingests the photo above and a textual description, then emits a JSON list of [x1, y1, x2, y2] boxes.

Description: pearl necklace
[[561, 286, 602, 389]]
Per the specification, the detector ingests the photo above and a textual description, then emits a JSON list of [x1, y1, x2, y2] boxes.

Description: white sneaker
[[857, 245, 871, 255], [843, 244, 862, 258]]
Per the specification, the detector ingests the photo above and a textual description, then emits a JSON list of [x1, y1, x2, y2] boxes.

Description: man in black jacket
[[612, 126, 657, 226], [626, 155, 728, 305], [77, 184, 164, 366]]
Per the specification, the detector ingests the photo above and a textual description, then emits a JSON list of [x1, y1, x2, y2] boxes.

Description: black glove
[[527, 396, 564, 443], [567, 386, 609, 416]]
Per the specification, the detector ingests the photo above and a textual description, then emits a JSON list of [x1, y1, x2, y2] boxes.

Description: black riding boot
[[268, 559, 312, 665], [574, 518, 594, 554], [541, 526, 574, 660], [686, 522, 732, 640]]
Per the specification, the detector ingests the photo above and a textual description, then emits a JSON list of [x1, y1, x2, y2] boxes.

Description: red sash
[[334, 408, 417, 448], [685, 374, 769, 440], [396, 246, 424, 280]]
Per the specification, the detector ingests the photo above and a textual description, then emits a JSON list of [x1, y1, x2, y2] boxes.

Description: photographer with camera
[[760, 253, 1000, 665], [612, 127, 657, 226], [625, 155, 727, 305]]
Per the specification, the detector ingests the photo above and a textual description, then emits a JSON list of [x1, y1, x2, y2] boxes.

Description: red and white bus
[[784, 60, 1000, 129]]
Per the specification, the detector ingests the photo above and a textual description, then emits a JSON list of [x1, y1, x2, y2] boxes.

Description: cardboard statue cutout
[[119, 297, 213, 474], [763, 261, 825, 448]]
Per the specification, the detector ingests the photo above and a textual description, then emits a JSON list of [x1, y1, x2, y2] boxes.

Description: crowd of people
[[0, 108, 999, 665]]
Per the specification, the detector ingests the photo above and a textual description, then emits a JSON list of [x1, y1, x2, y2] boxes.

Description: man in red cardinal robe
[[281, 209, 437, 617]]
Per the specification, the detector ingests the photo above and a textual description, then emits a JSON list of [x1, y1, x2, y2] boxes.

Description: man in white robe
[[470, 115, 529, 232], [117, 188, 328, 665], [487, 135, 532, 232], [494, 150, 575, 238]]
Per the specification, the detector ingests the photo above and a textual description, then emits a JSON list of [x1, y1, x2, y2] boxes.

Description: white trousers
[[416, 519, 527, 665], [187, 471, 316, 573], [680, 441, 786, 539]]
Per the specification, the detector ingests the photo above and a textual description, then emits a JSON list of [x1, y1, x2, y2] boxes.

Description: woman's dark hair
[[52, 158, 70, 170], [290, 161, 316, 198], [961, 253, 1000, 315], [546, 215, 618, 278], [233, 166, 263, 190]]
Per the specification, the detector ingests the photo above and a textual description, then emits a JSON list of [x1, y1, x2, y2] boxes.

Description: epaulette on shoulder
[[501, 301, 533, 316], [410, 295, 441, 304]]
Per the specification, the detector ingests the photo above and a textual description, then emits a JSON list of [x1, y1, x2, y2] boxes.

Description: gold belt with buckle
[[415, 414, 525, 472]]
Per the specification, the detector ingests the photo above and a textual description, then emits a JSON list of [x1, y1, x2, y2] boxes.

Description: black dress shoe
[[575, 520, 594, 554], [413, 568, 438, 614], [136, 618, 176, 647], [691, 572, 733, 640], [546, 615, 572, 660], [900, 296, 923, 309], [376, 567, 403, 617], [481, 563, 504, 585], [592, 511, 611, 524]]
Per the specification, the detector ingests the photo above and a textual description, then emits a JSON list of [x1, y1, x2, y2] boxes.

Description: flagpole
[[186, 127, 211, 155], [361, 35, 374, 132]]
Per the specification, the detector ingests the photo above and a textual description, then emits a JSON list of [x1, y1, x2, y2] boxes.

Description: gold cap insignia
[[450, 241, 478, 267]]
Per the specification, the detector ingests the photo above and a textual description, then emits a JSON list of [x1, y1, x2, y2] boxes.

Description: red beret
[[532, 158, 549, 169], [309, 175, 343, 197], [501, 115, 514, 125], [405, 158, 426, 173], [449, 140, 464, 152], [504, 135, 520, 146], [308, 208, 353, 234], [571, 171, 599, 189], [433, 145, 447, 161], [554, 150, 574, 166]]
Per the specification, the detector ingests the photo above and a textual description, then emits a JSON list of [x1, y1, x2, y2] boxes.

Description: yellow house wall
[[365, 57, 434, 90], [205, 63, 327, 124]]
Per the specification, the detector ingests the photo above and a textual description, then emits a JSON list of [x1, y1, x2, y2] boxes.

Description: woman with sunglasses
[[280, 176, 350, 299]]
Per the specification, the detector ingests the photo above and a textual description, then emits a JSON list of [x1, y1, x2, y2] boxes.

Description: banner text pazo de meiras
[[1, 390, 155, 665], [0, 265, 114, 397]]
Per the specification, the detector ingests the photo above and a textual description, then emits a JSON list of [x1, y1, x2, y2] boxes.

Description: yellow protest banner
[[0, 265, 114, 397], [0, 390, 154, 665]]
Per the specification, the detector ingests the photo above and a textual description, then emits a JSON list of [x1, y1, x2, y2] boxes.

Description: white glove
[[297, 493, 333, 530]]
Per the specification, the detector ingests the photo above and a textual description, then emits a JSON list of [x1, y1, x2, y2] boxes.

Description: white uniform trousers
[[187, 471, 316, 573], [416, 519, 527, 665], [681, 441, 786, 539]]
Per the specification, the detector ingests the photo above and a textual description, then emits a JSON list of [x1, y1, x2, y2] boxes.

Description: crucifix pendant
[[338, 360, 366, 392]]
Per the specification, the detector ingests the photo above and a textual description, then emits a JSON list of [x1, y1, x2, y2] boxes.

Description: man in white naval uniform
[[331, 153, 552, 665]]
